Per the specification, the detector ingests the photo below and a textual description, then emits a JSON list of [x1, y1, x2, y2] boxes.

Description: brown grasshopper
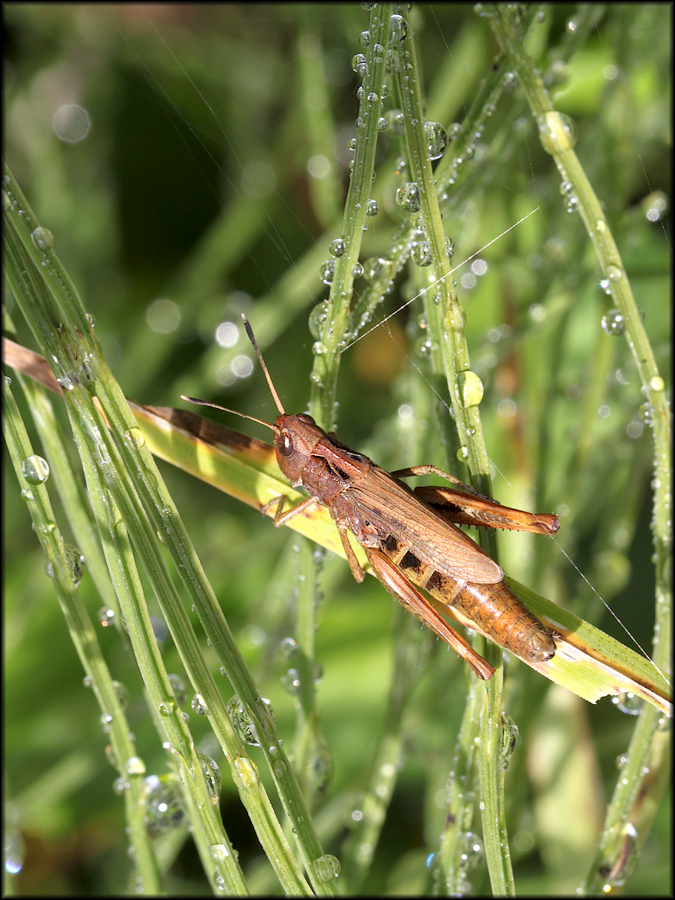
[[184, 315, 559, 681]]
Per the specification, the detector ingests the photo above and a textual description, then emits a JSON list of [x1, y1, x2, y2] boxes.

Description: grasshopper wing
[[350, 466, 504, 584]]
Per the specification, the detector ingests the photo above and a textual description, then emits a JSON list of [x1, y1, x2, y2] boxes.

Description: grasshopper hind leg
[[364, 547, 494, 680]]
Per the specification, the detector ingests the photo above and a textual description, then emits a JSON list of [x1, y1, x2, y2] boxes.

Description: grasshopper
[[184, 315, 559, 680]]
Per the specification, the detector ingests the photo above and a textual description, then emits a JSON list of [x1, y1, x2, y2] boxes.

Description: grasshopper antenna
[[241, 313, 285, 415], [180, 396, 275, 432]]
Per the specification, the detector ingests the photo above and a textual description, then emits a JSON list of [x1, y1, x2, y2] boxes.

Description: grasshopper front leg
[[262, 493, 370, 587], [364, 547, 495, 680], [260, 494, 318, 526]]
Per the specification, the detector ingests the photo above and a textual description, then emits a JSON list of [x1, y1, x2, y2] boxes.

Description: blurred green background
[[4, 4, 670, 895]]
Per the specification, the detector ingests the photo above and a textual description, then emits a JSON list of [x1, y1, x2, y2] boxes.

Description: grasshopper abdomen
[[380, 536, 556, 663]]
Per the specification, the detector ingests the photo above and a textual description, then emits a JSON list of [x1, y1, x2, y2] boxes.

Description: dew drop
[[278, 636, 298, 659], [31, 226, 54, 251], [415, 338, 432, 358], [233, 755, 259, 787], [320, 260, 335, 285], [389, 13, 408, 44], [113, 777, 129, 795], [281, 667, 302, 696], [600, 308, 624, 336], [109, 681, 128, 713], [63, 544, 86, 587], [458, 832, 484, 870], [639, 402, 654, 426], [499, 713, 521, 768], [611, 691, 642, 716], [565, 194, 579, 213], [310, 853, 341, 883], [396, 182, 420, 212], [125, 755, 146, 776], [351, 54, 368, 78], [150, 617, 168, 644], [199, 753, 222, 802], [209, 843, 230, 863], [308, 301, 329, 340], [142, 774, 185, 836], [307, 740, 333, 798], [227, 696, 275, 747], [56, 374, 75, 392], [387, 48, 401, 74], [119, 426, 142, 455], [329, 238, 345, 258], [411, 240, 432, 266], [191, 693, 208, 716], [538, 111, 577, 154], [386, 109, 405, 135], [616, 753, 629, 770], [22, 453, 50, 485], [423, 121, 447, 159], [456, 371, 484, 408], [363, 257, 388, 282], [99, 606, 115, 627]]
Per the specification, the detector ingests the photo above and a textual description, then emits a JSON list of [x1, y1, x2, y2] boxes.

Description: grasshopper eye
[[279, 432, 294, 457]]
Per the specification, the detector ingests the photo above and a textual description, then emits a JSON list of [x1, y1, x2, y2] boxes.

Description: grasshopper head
[[274, 413, 324, 484]]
